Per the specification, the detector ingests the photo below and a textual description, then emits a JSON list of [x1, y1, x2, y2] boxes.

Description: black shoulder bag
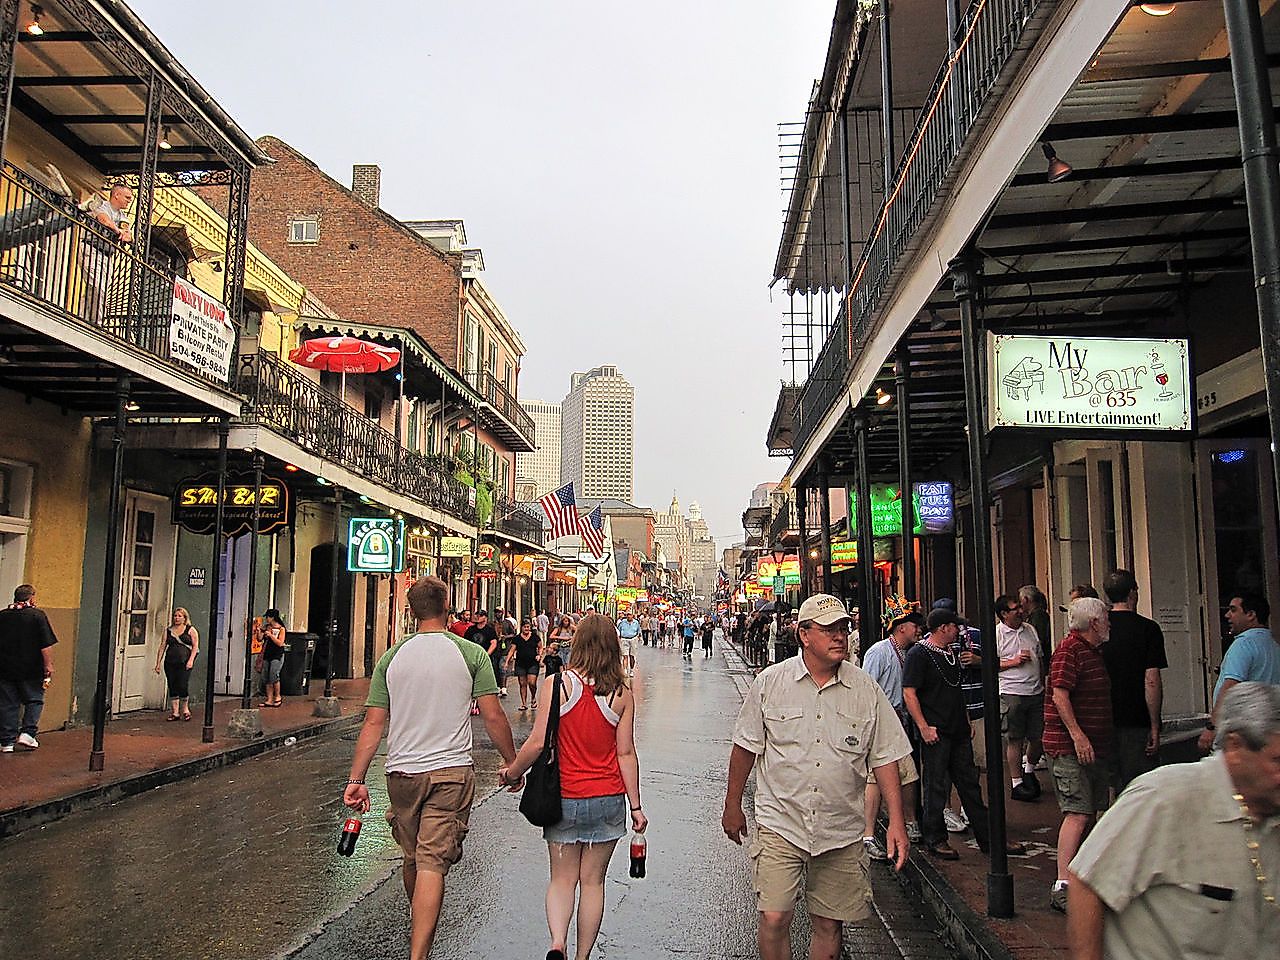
[[518, 670, 563, 827]]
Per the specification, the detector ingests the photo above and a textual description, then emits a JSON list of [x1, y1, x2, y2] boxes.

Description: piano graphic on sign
[[1003, 356, 1045, 401]]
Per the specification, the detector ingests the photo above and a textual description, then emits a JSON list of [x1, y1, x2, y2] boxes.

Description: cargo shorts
[[1048, 753, 1111, 815], [749, 827, 873, 923], [385, 765, 476, 875]]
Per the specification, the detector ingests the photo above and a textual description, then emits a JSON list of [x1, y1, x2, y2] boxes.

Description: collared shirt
[[1214, 627, 1280, 701], [861, 638, 906, 710], [1043, 631, 1113, 757], [733, 656, 911, 855], [1071, 754, 1280, 960], [995, 620, 1044, 695]]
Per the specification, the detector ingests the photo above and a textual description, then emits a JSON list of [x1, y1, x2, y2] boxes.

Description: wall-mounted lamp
[[25, 4, 44, 36], [1043, 142, 1072, 183], [875, 387, 893, 406]]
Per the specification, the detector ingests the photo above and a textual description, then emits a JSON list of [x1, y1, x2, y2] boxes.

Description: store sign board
[[347, 517, 405, 573], [756, 557, 801, 585], [474, 543, 499, 571], [987, 334, 1191, 432], [531, 559, 549, 582], [830, 540, 858, 564], [170, 276, 235, 382], [173, 472, 291, 536], [849, 482, 955, 538], [439, 536, 471, 557], [575, 566, 589, 589]]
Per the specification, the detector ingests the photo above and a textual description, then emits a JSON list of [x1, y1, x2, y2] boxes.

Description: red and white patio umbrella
[[288, 336, 401, 373]]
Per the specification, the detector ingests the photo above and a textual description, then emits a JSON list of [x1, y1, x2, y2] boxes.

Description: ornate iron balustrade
[[768, 499, 797, 547], [238, 349, 474, 523], [490, 492, 545, 545], [463, 368, 536, 444], [794, 0, 1044, 452], [0, 165, 236, 387]]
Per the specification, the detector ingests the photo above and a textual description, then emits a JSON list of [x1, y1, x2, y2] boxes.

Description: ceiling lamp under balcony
[[1139, 4, 1176, 15], [875, 387, 893, 406], [25, 4, 44, 35], [158, 126, 173, 150], [1042, 142, 1073, 183]]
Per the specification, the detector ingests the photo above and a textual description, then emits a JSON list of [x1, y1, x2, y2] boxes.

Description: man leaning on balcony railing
[[80, 183, 133, 323]]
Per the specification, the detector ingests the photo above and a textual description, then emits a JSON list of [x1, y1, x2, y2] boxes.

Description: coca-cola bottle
[[337, 816, 362, 856], [628, 831, 646, 879]]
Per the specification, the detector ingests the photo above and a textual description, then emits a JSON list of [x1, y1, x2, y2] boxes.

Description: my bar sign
[[173, 472, 290, 535]]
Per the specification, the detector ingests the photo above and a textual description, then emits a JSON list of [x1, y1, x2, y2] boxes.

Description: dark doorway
[[308, 543, 352, 679], [997, 488, 1037, 594], [364, 577, 378, 677]]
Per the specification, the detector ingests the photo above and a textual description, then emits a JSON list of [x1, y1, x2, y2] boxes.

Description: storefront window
[[1098, 459, 1118, 571], [1209, 448, 1267, 628]]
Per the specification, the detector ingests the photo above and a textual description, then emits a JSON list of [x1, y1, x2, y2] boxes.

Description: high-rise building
[[560, 365, 634, 502], [515, 399, 562, 498]]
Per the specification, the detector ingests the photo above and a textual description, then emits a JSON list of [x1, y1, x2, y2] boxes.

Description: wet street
[[2, 643, 946, 960]]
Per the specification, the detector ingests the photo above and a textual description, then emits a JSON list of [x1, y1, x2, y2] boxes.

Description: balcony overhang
[[767, 383, 800, 458], [0, 287, 241, 416], [477, 404, 535, 451]]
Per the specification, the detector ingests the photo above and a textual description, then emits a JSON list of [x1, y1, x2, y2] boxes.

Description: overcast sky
[[131, 0, 832, 548]]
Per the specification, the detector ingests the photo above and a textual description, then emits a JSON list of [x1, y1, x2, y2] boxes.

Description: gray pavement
[[0, 639, 948, 960]]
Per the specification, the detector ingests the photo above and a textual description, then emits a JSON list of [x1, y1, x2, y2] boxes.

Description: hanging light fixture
[[1042, 142, 1072, 183], [875, 386, 893, 406], [25, 4, 44, 36], [1139, 3, 1175, 15], [927, 307, 947, 332], [158, 126, 172, 150]]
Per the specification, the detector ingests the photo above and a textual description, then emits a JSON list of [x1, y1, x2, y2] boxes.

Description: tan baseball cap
[[796, 594, 851, 626]]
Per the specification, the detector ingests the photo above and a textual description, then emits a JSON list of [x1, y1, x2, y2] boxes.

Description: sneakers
[[906, 821, 922, 843], [863, 836, 890, 862], [943, 808, 968, 833], [498, 688, 508, 698], [0, 744, 12, 753], [16, 732, 37, 750], [1023, 770, 1042, 797], [1010, 780, 1039, 802], [1049, 880, 1069, 913]]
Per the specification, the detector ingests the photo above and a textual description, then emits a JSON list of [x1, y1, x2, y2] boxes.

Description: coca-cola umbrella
[[288, 336, 402, 400]]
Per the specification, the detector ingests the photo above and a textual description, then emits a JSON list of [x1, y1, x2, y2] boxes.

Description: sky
[[130, 0, 833, 549]]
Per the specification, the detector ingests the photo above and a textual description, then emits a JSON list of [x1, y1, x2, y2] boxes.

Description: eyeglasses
[[1001, 607, 1020, 614]]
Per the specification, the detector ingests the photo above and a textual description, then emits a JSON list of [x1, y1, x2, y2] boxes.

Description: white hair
[[1215, 681, 1280, 751], [1067, 596, 1108, 632]]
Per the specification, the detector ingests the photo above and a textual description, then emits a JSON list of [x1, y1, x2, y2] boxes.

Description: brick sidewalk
[[0, 679, 370, 834]]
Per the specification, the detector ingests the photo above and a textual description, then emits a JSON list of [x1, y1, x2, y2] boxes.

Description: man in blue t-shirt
[[617, 611, 640, 675], [1199, 591, 1280, 751]]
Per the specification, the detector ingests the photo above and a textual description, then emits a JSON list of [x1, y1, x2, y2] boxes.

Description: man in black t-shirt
[[904, 608, 1026, 861], [464, 611, 502, 698], [1100, 570, 1167, 794]]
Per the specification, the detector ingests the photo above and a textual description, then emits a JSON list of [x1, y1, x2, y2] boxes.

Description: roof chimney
[[352, 164, 380, 208]]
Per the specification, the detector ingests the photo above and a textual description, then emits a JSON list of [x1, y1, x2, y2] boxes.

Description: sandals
[[259, 701, 283, 708], [182, 712, 192, 721], [166, 714, 181, 722]]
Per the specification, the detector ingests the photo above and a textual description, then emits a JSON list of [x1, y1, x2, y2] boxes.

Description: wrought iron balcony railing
[[794, 0, 1043, 452], [238, 349, 474, 523], [463, 368, 536, 446], [490, 492, 545, 545], [768, 501, 797, 547], [0, 165, 236, 389]]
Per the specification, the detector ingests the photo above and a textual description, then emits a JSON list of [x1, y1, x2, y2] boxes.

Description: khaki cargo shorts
[[1048, 753, 1111, 815], [865, 752, 920, 786], [386, 765, 476, 875], [749, 827, 873, 922]]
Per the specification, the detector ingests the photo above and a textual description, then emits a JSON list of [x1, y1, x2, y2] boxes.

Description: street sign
[[772, 575, 786, 594]]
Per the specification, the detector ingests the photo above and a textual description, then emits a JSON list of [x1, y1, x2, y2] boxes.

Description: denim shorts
[[264, 657, 284, 684], [542, 793, 627, 844]]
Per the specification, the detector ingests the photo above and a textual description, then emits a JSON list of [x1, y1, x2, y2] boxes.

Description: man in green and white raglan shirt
[[344, 576, 520, 960]]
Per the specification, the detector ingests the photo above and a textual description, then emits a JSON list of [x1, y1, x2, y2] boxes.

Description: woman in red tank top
[[503, 613, 648, 960]]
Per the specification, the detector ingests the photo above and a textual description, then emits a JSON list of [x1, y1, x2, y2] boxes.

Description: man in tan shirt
[[723, 594, 911, 960], [1068, 682, 1280, 960]]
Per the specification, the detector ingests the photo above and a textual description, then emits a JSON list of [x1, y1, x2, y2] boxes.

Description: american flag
[[538, 482, 578, 540], [578, 505, 605, 557]]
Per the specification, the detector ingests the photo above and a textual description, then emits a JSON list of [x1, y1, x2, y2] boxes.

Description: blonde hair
[[566, 613, 626, 697], [173, 607, 190, 624]]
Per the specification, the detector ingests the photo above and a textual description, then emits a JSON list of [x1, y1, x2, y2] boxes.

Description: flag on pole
[[578, 505, 605, 557], [538, 482, 578, 540]]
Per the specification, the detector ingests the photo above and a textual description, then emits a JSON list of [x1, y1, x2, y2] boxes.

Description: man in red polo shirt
[[1043, 596, 1113, 914]]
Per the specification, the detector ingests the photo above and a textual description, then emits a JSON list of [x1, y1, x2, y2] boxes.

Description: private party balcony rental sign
[[987, 335, 1191, 433]]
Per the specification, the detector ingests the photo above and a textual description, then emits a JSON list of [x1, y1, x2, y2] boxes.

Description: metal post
[[797, 486, 810, 601], [89, 377, 129, 771], [854, 410, 877, 657], [1223, 0, 1280, 512], [818, 467, 833, 595], [202, 419, 229, 742], [880, 0, 895, 191], [896, 344, 916, 599], [325, 485, 342, 699], [240, 452, 263, 709], [0, 0, 18, 166], [951, 252, 1013, 918]]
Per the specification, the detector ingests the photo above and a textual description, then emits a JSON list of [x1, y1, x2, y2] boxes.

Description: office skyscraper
[[561, 365, 634, 502], [515, 399, 562, 499]]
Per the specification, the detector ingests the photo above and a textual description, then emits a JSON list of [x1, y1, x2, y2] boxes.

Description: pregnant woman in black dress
[[154, 607, 199, 721]]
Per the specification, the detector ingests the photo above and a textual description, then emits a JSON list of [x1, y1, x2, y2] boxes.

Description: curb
[[0, 710, 366, 840]]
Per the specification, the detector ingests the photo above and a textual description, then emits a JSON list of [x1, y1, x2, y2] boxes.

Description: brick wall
[[208, 136, 464, 366]]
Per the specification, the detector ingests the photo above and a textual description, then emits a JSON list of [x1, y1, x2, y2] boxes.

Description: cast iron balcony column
[[0, 0, 18, 166], [797, 486, 810, 601], [818, 463, 833, 596], [89, 377, 130, 772], [325, 484, 342, 700], [202, 419, 229, 742], [854, 409, 876, 657], [951, 251, 1013, 919], [240, 451, 264, 710], [896, 344, 915, 600]]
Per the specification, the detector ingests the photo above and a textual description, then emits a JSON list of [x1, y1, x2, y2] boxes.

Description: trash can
[[281, 631, 318, 697]]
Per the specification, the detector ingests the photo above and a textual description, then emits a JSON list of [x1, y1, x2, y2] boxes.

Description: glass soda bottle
[[337, 816, 362, 856], [628, 831, 646, 879]]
